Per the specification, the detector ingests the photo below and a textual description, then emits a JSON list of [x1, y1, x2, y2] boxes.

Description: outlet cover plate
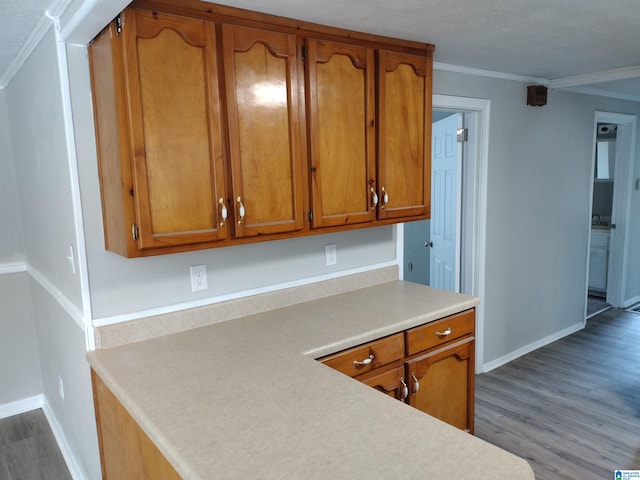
[[190, 265, 208, 291], [325, 244, 337, 266]]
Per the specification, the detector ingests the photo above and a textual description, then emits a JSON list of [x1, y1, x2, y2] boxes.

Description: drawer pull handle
[[400, 378, 409, 400], [412, 373, 419, 394], [218, 198, 227, 227], [436, 327, 452, 338], [236, 196, 246, 225], [370, 188, 378, 210], [353, 354, 375, 367]]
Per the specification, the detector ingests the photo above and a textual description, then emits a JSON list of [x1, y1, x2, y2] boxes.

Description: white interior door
[[430, 113, 461, 291], [607, 121, 632, 307]]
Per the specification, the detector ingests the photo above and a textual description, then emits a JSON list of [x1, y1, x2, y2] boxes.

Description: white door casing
[[586, 112, 637, 310]]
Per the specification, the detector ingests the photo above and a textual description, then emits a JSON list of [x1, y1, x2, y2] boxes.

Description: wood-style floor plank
[[475, 308, 640, 480], [0, 409, 71, 480]]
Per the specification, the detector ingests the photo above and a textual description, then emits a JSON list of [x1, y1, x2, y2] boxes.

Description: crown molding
[[559, 85, 640, 103], [550, 65, 640, 89], [434, 62, 550, 86]]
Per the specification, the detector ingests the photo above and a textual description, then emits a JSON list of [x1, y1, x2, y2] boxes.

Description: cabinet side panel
[[91, 370, 182, 479], [89, 25, 137, 257]]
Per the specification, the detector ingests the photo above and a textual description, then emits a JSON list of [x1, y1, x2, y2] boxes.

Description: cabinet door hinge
[[132, 223, 139, 241], [307, 209, 313, 223], [457, 128, 468, 143], [114, 14, 123, 36]]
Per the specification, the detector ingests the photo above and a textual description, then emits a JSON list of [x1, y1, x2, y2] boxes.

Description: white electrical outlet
[[325, 244, 337, 266], [58, 375, 65, 399], [190, 265, 208, 291]]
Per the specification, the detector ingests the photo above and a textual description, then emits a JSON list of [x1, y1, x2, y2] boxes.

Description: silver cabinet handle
[[411, 373, 419, 394], [352, 354, 374, 367], [370, 187, 379, 210], [436, 327, 452, 338], [400, 377, 409, 400]]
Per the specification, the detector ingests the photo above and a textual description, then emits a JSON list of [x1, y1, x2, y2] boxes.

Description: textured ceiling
[[1, 0, 51, 76], [3, 0, 640, 99]]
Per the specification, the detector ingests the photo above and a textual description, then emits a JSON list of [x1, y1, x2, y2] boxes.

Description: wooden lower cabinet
[[358, 365, 408, 400], [320, 308, 475, 433], [92, 370, 181, 480], [406, 339, 475, 432]]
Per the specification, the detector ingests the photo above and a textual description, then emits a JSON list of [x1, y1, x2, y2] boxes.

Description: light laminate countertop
[[88, 280, 535, 479]]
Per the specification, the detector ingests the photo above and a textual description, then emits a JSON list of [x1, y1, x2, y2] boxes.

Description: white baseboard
[[0, 394, 44, 419], [481, 321, 584, 373], [623, 294, 640, 309], [42, 397, 87, 480]]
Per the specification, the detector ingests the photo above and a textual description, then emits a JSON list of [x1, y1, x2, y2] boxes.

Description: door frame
[[585, 111, 637, 312], [397, 94, 491, 372]]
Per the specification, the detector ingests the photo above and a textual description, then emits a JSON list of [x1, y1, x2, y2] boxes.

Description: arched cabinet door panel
[[377, 50, 432, 221], [124, 9, 229, 249], [221, 25, 305, 238], [306, 39, 377, 228]]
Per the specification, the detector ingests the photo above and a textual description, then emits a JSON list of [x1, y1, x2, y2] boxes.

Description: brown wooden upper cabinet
[[377, 50, 431, 221], [89, 0, 433, 257], [221, 25, 306, 238], [306, 39, 377, 228], [90, 9, 229, 257]]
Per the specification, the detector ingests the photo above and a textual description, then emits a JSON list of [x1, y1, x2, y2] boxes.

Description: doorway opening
[[585, 111, 637, 318], [397, 94, 490, 371]]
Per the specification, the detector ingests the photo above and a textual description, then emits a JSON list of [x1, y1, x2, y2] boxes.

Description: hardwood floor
[[0, 409, 71, 480], [475, 308, 640, 480]]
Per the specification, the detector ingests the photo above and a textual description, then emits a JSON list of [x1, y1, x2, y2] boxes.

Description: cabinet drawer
[[320, 333, 404, 377], [406, 309, 475, 356]]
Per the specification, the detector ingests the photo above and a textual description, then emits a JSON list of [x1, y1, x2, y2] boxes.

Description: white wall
[[0, 90, 25, 265], [0, 89, 42, 411], [0, 273, 41, 408], [7, 31, 82, 310], [6, 27, 100, 479], [432, 69, 640, 365]]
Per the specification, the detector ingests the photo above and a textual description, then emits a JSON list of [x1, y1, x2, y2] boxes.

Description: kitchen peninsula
[[88, 277, 534, 479]]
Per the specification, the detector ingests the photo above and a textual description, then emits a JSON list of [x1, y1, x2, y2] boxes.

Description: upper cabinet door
[[125, 10, 229, 248], [306, 39, 376, 228], [221, 25, 305, 238], [377, 50, 431, 221]]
